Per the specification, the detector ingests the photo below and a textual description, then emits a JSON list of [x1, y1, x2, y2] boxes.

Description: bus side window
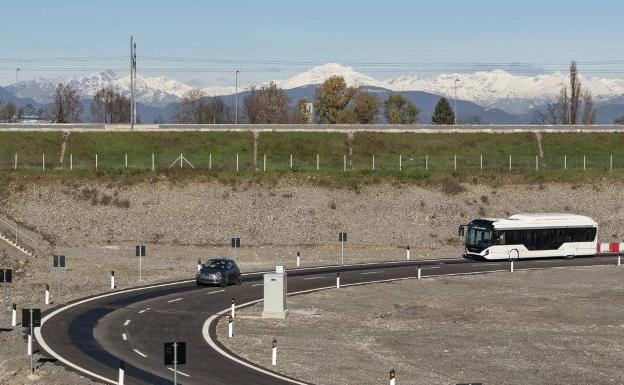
[[498, 231, 505, 245]]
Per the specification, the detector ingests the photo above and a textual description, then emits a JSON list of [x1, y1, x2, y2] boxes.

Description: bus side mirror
[[458, 226, 465, 236]]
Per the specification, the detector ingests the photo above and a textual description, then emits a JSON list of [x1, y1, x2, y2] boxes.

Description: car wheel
[[220, 276, 227, 288], [236, 275, 242, 285]]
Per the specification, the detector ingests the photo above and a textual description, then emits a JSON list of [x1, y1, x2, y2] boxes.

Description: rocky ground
[[218, 266, 624, 385], [1, 178, 624, 384]]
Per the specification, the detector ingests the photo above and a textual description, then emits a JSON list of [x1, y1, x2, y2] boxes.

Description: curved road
[[36, 255, 618, 385]]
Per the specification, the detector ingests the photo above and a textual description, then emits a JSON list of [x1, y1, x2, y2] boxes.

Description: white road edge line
[[208, 289, 226, 294], [123, 320, 131, 326], [138, 309, 147, 314], [167, 298, 183, 303], [133, 349, 148, 358], [167, 368, 191, 377], [251, 283, 263, 287], [122, 333, 127, 341], [360, 270, 385, 275], [303, 276, 325, 280]]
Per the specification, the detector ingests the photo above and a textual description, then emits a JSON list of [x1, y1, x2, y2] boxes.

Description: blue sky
[[2, 0, 623, 86]]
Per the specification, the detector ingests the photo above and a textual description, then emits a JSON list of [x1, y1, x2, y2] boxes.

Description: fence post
[[425, 155, 428, 171], [125, 153, 128, 168], [343, 155, 347, 172], [236, 153, 239, 172], [316, 154, 319, 170], [583, 155, 586, 171], [480, 154, 483, 171], [610, 155, 613, 171], [209, 153, 212, 171], [70, 153, 73, 170], [372, 154, 375, 171], [454, 155, 457, 172], [564, 155, 567, 171], [263, 154, 266, 172], [509, 155, 512, 171], [399, 155, 402, 171], [290, 154, 293, 169], [42, 154, 45, 170], [95, 154, 98, 170], [152, 153, 155, 172], [535, 155, 538, 171]]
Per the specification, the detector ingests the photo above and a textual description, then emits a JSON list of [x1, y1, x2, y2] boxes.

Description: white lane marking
[[138, 309, 148, 314], [481, 263, 500, 266], [123, 320, 131, 326], [133, 349, 148, 358], [360, 270, 385, 275], [303, 276, 325, 280], [122, 333, 127, 341], [167, 368, 191, 377], [207, 289, 226, 295], [425, 266, 441, 269], [251, 283, 263, 287], [167, 298, 183, 303]]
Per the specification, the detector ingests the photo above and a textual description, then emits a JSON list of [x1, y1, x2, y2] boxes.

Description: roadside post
[[417, 265, 422, 280], [272, 339, 277, 366], [406, 246, 410, 260], [110, 271, 115, 290], [336, 272, 341, 289], [53, 255, 66, 302], [390, 369, 396, 385], [12, 303, 17, 327], [135, 245, 146, 284], [618, 255, 621, 267], [164, 342, 186, 385], [339, 232, 347, 265], [45, 284, 50, 305], [228, 315, 233, 338], [118, 361, 125, 385], [231, 237, 241, 260], [509, 249, 519, 272], [296, 251, 300, 267], [1, 268, 12, 325], [22, 308, 41, 375], [231, 298, 236, 318]]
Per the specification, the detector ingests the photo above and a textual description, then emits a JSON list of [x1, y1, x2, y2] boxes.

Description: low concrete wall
[[1, 123, 624, 133]]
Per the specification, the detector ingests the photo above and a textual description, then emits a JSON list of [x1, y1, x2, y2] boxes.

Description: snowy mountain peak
[[275, 63, 384, 89]]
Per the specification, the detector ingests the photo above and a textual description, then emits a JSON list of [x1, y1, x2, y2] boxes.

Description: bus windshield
[[465, 222, 494, 252]]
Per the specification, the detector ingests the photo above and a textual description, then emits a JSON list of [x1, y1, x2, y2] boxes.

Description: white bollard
[[510, 260, 514, 273], [406, 246, 410, 260], [12, 303, 17, 327], [28, 331, 32, 356], [45, 284, 50, 305], [236, 153, 239, 172], [417, 267, 421, 280], [111, 271, 115, 290], [118, 361, 125, 385], [390, 369, 396, 385], [296, 252, 300, 267], [231, 298, 236, 318], [272, 339, 277, 366], [70, 153, 73, 170], [336, 272, 340, 289], [197, 259, 202, 272], [618, 255, 621, 267], [125, 153, 128, 168], [228, 316, 233, 338], [152, 153, 155, 172]]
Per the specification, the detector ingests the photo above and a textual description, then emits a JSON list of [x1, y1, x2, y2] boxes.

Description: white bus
[[459, 214, 598, 260]]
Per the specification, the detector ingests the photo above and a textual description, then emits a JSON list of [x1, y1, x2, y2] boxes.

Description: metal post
[[111, 271, 115, 290], [12, 303, 16, 327], [509, 155, 512, 171], [231, 298, 236, 318], [564, 155, 567, 171], [29, 309, 34, 374], [341, 239, 344, 265], [583, 155, 586, 171], [343, 155, 346, 172], [263, 154, 266, 172], [336, 272, 340, 288], [296, 252, 300, 267], [425, 155, 428, 171], [272, 339, 277, 366], [480, 154, 483, 171], [228, 316, 233, 338], [45, 284, 49, 305], [417, 266, 421, 280], [139, 253, 142, 284], [235, 70, 239, 124], [173, 342, 178, 385], [95, 154, 98, 170], [118, 361, 125, 385], [454, 155, 457, 172], [372, 154, 375, 171], [399, 155, 402, 171], [180, 153, 183, 169], [125, 153, 128, 168], [510, 260, 514, 273], [130, 36, 135, 131], [536, 155, 539, 171], [406, 246, 410, 260], [209, 153, 212, 171], [14, 153, 17, 170], [316, 154, 319, 170], [152, 153, 155, 172], [42, 154, 45, 170], [70, 153, 73, 170], [610, 155, 613, 171], [236, 153, 239, 172]]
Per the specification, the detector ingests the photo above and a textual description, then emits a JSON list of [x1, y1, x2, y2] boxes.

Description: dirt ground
[[2, 179, 624, 384], [218, 266, 624, 385]]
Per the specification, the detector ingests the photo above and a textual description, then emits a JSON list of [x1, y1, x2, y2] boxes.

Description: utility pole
[[454, 78, 460, 125], [130, 36, 134, 130], [133, 41, 137, 127], [235, 70, 240, 124]]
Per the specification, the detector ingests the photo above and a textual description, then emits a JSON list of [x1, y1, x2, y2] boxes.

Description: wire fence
[[2, 153, 622, 173]]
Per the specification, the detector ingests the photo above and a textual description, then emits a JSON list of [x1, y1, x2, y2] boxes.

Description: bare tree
[[244, 82, 289, 124], [175, 88, 206, 124], [49, 83, 83, 123], [90, 87, 131, 123], [569, 61, 582, 125], [0, 102, 23, 122], [582, 91, 596, 125], [556, 87, 570, 124], [533, 102, 561, 124]]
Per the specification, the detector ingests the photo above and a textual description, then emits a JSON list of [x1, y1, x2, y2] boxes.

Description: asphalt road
[[36, 255, 619, 385]]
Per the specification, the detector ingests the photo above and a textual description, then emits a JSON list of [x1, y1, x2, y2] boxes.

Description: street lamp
[[454, 78, 460, 125], [235, 70, 240, 124]]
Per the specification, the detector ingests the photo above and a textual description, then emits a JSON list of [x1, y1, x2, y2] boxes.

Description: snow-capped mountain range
[[6, 63, 624, 113]]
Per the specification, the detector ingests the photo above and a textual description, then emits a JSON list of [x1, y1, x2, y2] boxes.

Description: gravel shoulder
[[218, 266, 624, 385]]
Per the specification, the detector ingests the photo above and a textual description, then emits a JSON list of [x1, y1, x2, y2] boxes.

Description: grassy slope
[[1, 131, 623, 185]]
